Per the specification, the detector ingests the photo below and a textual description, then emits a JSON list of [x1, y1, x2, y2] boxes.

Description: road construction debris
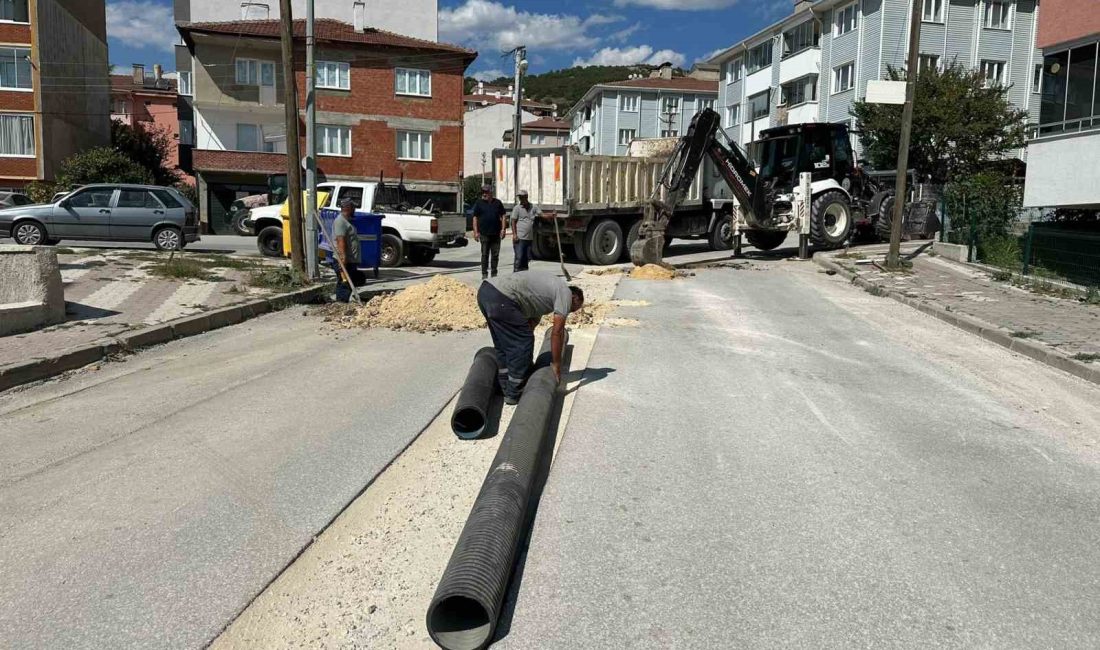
[[318, 276, 485, 333], [629, 264, 679, 280]]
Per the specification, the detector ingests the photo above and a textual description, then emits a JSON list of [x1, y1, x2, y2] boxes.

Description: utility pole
[[481, 152, 486, 181], [279, 0, 304, 274], [886, 0, 923, 269], [304, 0, 318, 279], [511, 46, 527, 196]]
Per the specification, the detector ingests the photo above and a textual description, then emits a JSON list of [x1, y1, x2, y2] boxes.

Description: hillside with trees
[[465, 64, 687, 112]]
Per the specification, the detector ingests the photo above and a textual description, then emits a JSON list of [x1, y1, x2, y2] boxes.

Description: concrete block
[[0, 245, 65, 335], [116, 325, 175, 351], [932, 241, 969, 263], [206, 305, 246, 330]]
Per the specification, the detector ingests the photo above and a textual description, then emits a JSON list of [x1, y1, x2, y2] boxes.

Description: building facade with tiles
[[0, 0, 109, 191]]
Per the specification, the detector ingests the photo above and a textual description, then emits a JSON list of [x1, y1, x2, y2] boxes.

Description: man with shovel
[[332, 198, 366, 302]]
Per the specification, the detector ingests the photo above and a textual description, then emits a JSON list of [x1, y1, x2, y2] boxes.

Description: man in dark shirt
[[471, 184, 506, 280]]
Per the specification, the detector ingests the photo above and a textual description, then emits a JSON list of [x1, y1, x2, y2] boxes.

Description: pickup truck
[[247, 180, 467, 266]]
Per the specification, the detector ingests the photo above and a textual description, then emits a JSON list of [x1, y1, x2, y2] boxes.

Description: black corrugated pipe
[[451, 347, 500, 440], [427, 332, 560, 650]]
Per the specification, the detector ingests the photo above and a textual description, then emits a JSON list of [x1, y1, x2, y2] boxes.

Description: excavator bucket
[[630, 233, 664, 266]]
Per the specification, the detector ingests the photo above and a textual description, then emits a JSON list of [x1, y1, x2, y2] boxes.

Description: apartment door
[[259, 61, 276, 105]]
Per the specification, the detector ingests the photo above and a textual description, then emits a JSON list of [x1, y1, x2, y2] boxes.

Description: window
[[0, 113, 33, 156], [660, 129, 679, 137], [0, 47, 31, 90], [68, 188, 114, 208], [336, 186, 363, 208], [1032, 63, 1042, 93], [833, 62, 855, 93], [0, 0, 28, 23], [395, 67, 431, 97], [618, 128, 636, 145], [236, 123, 275, 152], [397, 130, 431, 160], [111, 98, 128, 115], [235, 58, 259, 85], [621, 94, 639, 112], [922, 0, 944, 23], [782, 21, 820, 58], [780, 75, 818, 106], [317, 125, 351, 156], [726, 103, 740, 126], [834, 3, 858, 36], [984, 0, 1011, 30], [152, 189, 183, 209], [730, 58, 742, 82], [661, 96, 680, 114], [317, 61, 350, 90], [260, 62, 274, 87], [698, 98, 715, 112], [178, 70, 192, 96], [747, 41, 772, 74], [919, 54, 940, 74], [117, 190, 160, 209], [180, 120, 194, 146], [980, 60, 1005, 87], [530, 134, 547, 145], [748, 90, 770, 120], [1064, 43, 1098, 122]]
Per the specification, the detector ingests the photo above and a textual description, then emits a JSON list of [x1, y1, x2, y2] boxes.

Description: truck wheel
[[407, 246, 436, 265], [708, 214, 733, 251], [811, 191, 853, 248], [744, 230, 787, 251], [584, 218, 623, 266], [380, 233, 404, 268], [530, 233, 549, 260], [571, 234, 589, 264], [622, 220, 642, 262], [232, 210, 253, 236], [257, 226, 284, 257]]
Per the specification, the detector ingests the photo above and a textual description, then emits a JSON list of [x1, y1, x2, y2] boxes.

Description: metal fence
[[1025, 224, 1100, 286]]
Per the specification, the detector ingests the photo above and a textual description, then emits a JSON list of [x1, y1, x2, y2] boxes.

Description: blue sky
[[106, 0, 793, 76]]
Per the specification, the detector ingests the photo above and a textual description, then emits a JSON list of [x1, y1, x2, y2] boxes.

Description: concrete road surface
[[0, 311, 485, 648], [498, 264, 1100, 648]]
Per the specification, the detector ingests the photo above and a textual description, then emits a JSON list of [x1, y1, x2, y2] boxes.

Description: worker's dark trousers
[[513, 239, 532, 272], [477, 282, 533, 399], [333, 262, 366, 303], [480, 234, 501, 278]]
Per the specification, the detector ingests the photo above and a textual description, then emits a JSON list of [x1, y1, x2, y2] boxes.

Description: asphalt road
[[0, 311, 486, 648], [498, 264, 1100, 648]]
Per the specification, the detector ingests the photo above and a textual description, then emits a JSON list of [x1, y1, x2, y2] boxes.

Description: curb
[[0, 283, 331, 394], [813, 254, 1100, 387]]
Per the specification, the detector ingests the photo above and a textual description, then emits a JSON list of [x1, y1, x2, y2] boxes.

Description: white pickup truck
[[247, 180, 467, 266]]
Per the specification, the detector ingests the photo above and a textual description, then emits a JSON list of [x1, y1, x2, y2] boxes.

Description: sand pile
[[629, 264, 678, 280], [320, 276, 485, 333]]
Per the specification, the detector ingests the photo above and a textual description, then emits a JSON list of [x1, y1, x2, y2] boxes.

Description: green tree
[[466, 64, 669, 111], [463, 174, 488, 207], [111, 119, 179, 186], [851, 63, 1028, 184], [55, 147, 154, 187]]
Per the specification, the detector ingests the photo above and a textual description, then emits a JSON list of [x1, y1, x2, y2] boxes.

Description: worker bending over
[[477, 270, 584, 404]]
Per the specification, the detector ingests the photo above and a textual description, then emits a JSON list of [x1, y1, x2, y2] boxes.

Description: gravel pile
[[629, 264, 679, 280], [320, 276, 486, 333]]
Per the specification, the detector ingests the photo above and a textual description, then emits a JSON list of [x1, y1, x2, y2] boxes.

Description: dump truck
[[492, 143, 733, 265]]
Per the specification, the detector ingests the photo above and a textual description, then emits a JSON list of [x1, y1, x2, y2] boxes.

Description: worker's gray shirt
[[511, 203, 540, 241], [332, 214, 360, 265], [487, 270, 571, 320]]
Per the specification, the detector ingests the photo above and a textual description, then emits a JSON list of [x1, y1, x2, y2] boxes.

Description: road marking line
[[80, 277, 146, 312], [144, 282, 219, 325]]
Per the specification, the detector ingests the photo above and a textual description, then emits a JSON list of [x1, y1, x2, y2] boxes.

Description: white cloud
[[609, 22, 642, 43], [107, 1, 175, 52], [613, 0, 740, 9], [440, 0, 601, 51], [471, 68, 506, 82], [696, 47, 727, 63], [573, 45, 686, 69]]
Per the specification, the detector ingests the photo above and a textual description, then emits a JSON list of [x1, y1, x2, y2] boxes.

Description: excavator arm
[[630, 108, 765, 266]]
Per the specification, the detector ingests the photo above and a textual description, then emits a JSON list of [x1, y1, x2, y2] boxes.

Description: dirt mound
[[629, 264, 678, 280], [319, 276, 485, 333]]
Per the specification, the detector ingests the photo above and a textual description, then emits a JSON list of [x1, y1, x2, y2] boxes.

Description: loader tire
[[811, 191, 853, 248], [875, 196, 896, 241]]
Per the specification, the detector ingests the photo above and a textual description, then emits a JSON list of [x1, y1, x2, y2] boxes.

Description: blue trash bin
[[319, 208, 384, 279]]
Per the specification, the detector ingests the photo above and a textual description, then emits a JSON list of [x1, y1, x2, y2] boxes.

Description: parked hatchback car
[[0, 191, 33, 208], [0, 184, 199, 250]]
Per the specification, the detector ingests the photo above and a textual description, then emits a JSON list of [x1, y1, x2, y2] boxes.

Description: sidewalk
[[0, 248, 287, 368], [817, 243, 1100, 384]]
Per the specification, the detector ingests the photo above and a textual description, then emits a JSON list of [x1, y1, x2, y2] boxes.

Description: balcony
[[779, 48, 821, 85], [1023, 129, 1100, 209]]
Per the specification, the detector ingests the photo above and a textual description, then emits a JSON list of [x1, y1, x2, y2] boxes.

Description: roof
[[602, 77, 719, 92], [518, 117, 569, 131], [464, 93, 555, 110], [178, 18, 476, 60], [110, 74, 177, 95]]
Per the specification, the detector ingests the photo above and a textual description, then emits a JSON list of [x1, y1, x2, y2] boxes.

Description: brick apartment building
[[110, 65, 192, 185], [175, 18, 475, 233], [0, 0, 109, 190]]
